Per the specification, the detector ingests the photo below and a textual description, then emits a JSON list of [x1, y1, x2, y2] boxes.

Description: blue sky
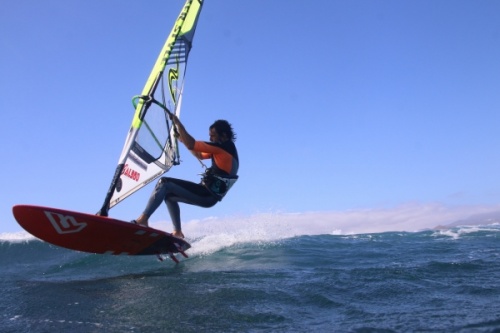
[[2, 0, 500, 233]]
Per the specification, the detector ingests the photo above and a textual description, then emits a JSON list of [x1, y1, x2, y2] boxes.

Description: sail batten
[[97, 0, 203, 216]]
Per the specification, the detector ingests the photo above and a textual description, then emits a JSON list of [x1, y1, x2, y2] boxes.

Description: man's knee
[[157, 177, 173, 187], [157, 177, 178, 194], [158, 177, 170, 184], [153, 177, 170, 195]]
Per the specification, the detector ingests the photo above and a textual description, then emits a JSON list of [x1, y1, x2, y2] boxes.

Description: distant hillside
[[434, 210, 500, 229]]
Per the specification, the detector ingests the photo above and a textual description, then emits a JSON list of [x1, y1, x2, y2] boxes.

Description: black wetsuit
[[141, 139, 238, 232]]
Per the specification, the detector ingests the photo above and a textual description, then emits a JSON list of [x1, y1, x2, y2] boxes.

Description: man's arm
[[171, 114, 195, 150], [171, 115, 210, 160], [189, 149, 204, 159]]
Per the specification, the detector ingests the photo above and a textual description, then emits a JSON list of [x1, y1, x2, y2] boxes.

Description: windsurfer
[[132, 115, 239, 238]]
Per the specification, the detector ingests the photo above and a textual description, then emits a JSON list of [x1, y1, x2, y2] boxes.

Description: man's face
[[209, 127, 220, 143]]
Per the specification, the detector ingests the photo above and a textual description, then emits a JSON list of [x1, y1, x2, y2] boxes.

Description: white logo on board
[[44, 211, 87, 234]]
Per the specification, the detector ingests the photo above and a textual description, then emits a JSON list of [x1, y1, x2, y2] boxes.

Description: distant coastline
[[434, 210, 500, 229]]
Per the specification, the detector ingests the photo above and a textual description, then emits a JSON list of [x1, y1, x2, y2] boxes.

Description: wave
[[5, 202, 500, 241], [1, 223, 498, 288], [3, 224, 499, 262], [3, 203, 499, 280], [0, 231, 36, 242], [3, 208, 500, 332], [3, 205, 500, 251]]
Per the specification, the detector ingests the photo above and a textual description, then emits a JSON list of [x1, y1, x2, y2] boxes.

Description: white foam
[[4, 203, 499, 251], [148, 203, 500, 254], [433, 224, 500, 239], [0, 231, 36, 243]]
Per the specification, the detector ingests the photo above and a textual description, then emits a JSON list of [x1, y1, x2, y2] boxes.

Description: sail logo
[[122, 164, 141, 181], [44, 211, 87, 234], [168, 56, 180, 103]]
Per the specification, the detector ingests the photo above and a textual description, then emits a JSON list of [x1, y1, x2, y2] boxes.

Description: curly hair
[[210, 120, 237, 142]]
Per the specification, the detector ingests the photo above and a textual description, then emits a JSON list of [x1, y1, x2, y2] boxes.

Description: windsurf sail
[[98, 0, 204, 216]]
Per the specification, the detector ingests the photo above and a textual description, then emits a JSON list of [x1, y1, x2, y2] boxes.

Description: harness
[[201, 167, 238, 201], [195, 140, 238, 201]]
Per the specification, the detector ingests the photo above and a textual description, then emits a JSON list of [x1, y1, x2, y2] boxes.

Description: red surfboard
[[12, 205, 190, 263]]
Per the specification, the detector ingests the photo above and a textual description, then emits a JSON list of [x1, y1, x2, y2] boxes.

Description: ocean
[[1, 219, 500, 332]]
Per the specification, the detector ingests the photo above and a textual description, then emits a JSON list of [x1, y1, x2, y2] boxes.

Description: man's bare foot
[[134, 214, 149, 227], [172, 230, 185, 238]]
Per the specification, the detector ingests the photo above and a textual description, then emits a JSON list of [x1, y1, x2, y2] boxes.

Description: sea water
[[1, 218, 500, 332]]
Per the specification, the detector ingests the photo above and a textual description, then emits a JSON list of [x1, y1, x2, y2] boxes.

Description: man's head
[[209, 120, 236, 143]]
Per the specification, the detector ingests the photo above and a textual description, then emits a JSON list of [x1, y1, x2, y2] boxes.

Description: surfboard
[[13, 205, 190, 263]]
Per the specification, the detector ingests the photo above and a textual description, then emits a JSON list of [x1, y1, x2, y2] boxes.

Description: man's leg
[[135, 177, 171, 227], [161, 178, 218, 236]]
